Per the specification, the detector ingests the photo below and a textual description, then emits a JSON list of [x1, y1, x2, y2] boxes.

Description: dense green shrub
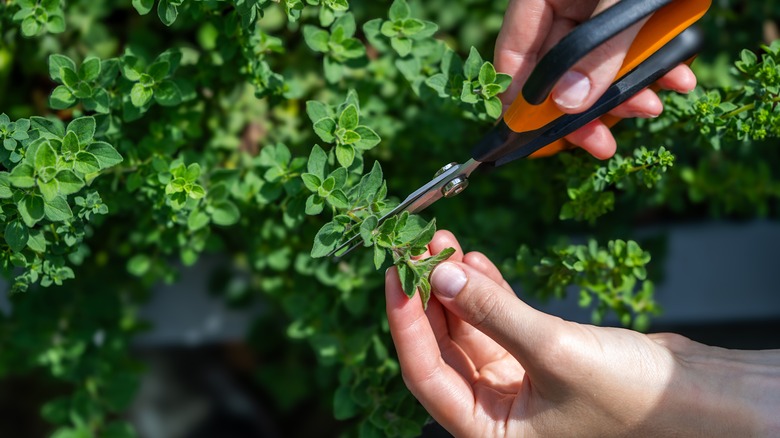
[[0, 0, 778, 436]]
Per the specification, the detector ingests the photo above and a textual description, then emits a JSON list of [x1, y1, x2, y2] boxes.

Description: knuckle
[[648, 332, 693, 352], [467, 287, 504, 331]]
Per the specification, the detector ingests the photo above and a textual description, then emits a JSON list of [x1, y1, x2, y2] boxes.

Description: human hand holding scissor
[[495, 0, 699, 159]]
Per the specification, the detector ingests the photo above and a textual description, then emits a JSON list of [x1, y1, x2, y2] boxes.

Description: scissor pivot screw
[[435, 162, 457, 177], [442, 176, 468, 198]]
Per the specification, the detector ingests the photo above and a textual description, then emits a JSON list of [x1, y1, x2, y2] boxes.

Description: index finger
[[494, 0, 602, 104], [385, 268, 476, 435]]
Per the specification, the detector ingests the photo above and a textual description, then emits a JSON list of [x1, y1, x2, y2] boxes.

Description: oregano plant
[[0, 0, 778, 437]]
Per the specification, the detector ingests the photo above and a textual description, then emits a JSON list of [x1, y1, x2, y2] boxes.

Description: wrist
[[674, 346, 780, 436]]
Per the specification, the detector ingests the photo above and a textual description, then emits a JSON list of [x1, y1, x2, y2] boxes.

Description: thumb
[[550, 19, 647, 114], [430, 261, 561, 367]]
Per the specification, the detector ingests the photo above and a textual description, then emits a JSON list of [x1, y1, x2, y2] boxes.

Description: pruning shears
[[329, 0, 711, 258]]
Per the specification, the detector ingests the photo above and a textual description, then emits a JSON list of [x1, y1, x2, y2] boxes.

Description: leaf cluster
[[509, 239, 658, 330], [559, 147, 675, 223], [11, 0, 64, 37]]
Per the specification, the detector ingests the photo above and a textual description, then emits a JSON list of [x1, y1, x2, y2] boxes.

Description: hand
[[495, 0, 698, 159], [385, 230, 780, 437]]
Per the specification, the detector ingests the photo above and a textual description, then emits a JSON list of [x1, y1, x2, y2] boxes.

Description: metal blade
[[327, 159, 481, 259]]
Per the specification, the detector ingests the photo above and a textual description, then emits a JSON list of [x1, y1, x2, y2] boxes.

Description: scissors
[[329, 0, 711, 258]]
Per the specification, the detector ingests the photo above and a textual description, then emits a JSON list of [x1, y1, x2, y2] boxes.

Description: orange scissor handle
[[502, 0, 711, 158]]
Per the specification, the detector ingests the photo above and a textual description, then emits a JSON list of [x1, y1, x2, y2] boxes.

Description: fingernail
[[553, 71, 591, 109], [431, 262, 467, 299]]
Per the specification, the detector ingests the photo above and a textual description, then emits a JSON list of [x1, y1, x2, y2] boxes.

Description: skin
[[495, 0, 698, 159], [385, 230, 780, 437]]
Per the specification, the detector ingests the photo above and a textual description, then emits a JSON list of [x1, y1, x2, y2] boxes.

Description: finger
[[494, 0, 556, 104], [608, 88, 663, 119], [565, 119, 616, 160], [430, 261, 565, 377], [439, 252, 515, 370], [463, 251, 513, 292], [428, 234, 511, 368], [656, 64, 697, 93], [427, 230, 464, 262], [551, 18, 648, 113], [385, 268, 476, 434], [495, 1, 606, 106]]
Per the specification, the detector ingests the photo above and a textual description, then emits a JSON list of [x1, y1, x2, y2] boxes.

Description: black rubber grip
[[522, 0, 673, 105]]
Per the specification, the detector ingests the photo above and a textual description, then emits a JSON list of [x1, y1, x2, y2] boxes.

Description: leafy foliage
[[0, 0, 778, 437]]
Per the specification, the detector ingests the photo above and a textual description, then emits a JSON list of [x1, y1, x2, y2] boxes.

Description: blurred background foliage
[[0, 0, 778, 437]]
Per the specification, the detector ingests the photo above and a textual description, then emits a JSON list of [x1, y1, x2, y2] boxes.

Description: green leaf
[[397, 262, 419, 298], [86, 141, 123, 169], [373, 244, 386, 270], [4, 220, 28, 252], [148, 61, 170, 82], [9, 164, 35, 188], [132, 0, 155, 15], [26, 228, 46, 252], [61, 67, 80, 88], [79, 57, 102, 82], [313, 117, 337, 143], [478, 62, 497, 87], [333, 386, 358, 420], [332, 12, 356, 38], [18, 195, 45, 227], [46, 14, 65, 34], [388, 0, 411, 21], [127, 254, 151, 276], [41, 0, 59, 13], [306, 101, 331, 124], [338, 104, 359, 130], [155, 80, 182, 106], [335, 144, 355, 167], [43, 195, 73, 222], [401, 18, 425, 36], [49, 85, 76, 110], [327, 190, 349, 209], [21, 16, 42, 37], [323, 56, 343, 83], [485, 96, 503, 119], [49, 54, 76, 82], [460, 81, 478, 104], [303, 25, 330, 52], [121, 56, 143, 81], [390, 37, 413, 57], [463, 47, 483, 80], [211, 201, 240, 226], [66, 117, 96, 145], [307, 144, 327, 178], [358, 161, 383, 200], [35, 141, 57, 171], [301, 173, 322, 192], [157, 0, 179, 26], [187, 209, 210, 231], [61, 131, 80, 155], [305, 194, 324, 215], [30, 116, 65, 138], [311, 222, 341, 257], [341, 130, 360, 145], [38, 178, 59, 201], [359, 215, 378, 245], [55, 170, 85, 195], [74, 151, 101, 174], [353, 126, 380, 150], [0, 172, 12, 198], [495, 73, 512, 91], [130, 83, 153, 107]]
